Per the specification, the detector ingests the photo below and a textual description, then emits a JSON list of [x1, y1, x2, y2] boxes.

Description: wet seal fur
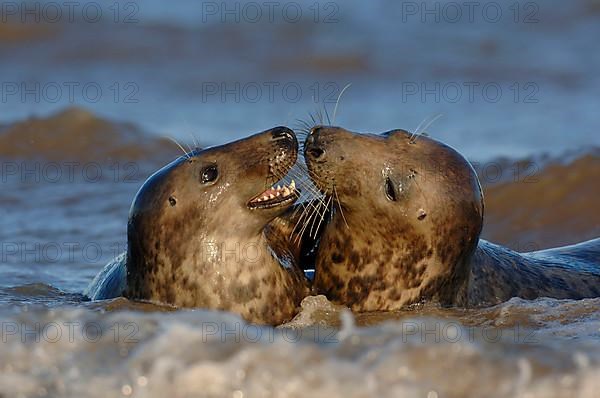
[[86, 127, 309, 325], [303, 126, 600, 311]]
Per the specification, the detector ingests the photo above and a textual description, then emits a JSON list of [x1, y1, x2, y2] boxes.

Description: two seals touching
[[87, 123, 600, 323], [86, 127, 309, 325], [303, 126, 600, 311]]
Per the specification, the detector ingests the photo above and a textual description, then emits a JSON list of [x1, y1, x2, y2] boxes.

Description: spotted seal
[[86, 127, 309, 325], [302, 126, 600, 311]]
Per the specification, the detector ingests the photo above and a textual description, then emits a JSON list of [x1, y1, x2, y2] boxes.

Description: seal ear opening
[[385, 177, 397, 201]]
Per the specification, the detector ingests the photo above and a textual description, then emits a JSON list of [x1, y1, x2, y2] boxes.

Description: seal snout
[[270, 126, 297, 146]]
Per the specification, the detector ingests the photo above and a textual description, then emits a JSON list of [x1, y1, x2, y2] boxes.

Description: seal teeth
[[249, 177, 300, 208]]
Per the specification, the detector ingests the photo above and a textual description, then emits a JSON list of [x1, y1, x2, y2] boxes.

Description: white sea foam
[[0, 296, 599, 397]]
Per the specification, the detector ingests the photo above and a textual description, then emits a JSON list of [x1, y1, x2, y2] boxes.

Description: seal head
[[126, 126, 309, 324], [304, 126, 484, 310]]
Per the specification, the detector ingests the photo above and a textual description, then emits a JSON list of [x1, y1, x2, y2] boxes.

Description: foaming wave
[[1, 296, 599, 397]]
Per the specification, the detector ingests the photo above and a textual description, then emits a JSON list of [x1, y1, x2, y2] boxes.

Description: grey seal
[[302, 126, 600, 311], [86, 127, 309, 325]]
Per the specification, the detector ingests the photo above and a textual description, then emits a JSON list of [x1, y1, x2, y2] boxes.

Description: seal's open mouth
[[248, 180, 299, 210]]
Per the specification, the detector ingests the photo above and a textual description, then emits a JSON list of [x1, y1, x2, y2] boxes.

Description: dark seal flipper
[[469, 238, 600, 306], [84, 252, 127, 300]]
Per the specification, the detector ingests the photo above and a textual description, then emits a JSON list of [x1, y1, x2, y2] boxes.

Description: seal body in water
[[302, 126, 600, 311], [86, 127, 309, 325]]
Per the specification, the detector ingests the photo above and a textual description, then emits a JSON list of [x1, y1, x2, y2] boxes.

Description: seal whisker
[[333, 185, 349, 229], [294, 161, 329, 186], [294, 197, 329, 241], [289, 199, 310, 222], [409, 115, 430, 142], [291, 202, 315, 241], [293, 119, 313, 139], [312, 194, 332, 238], [188, 131, 201, 151], [271, 166, 324, 202], [286, 170, 325, 201], [410, 113, 443, 143], [274, 163, 327, 204], [307, 200, 323, 238], [296, 118, 312, 129], [293, 121, 310, 132], [297, 203, 321, 241], [333, 83, 352, 124], [290, 202, 314, 241], [180, 136, 194, 154], [305, 168, 331, 192], [311, 196, 330, 233], [164, 136, 191, 160]]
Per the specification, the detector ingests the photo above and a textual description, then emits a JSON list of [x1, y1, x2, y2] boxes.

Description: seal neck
[[315, 209, 475, 309]]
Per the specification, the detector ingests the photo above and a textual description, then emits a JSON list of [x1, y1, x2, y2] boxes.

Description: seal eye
[[385, 177, 397, 202], [201, 165, 219, 184]]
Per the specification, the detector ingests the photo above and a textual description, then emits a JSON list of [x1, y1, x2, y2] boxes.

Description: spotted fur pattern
[[304, 126, 600, 310], [123, 127, 309, 325]]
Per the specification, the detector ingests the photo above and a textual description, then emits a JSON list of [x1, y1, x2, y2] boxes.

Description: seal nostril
[[417, 209, 427, 220], [271, 126, 295, 142], [168, 196, 177, 207], [307, 147, 325, 159]]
